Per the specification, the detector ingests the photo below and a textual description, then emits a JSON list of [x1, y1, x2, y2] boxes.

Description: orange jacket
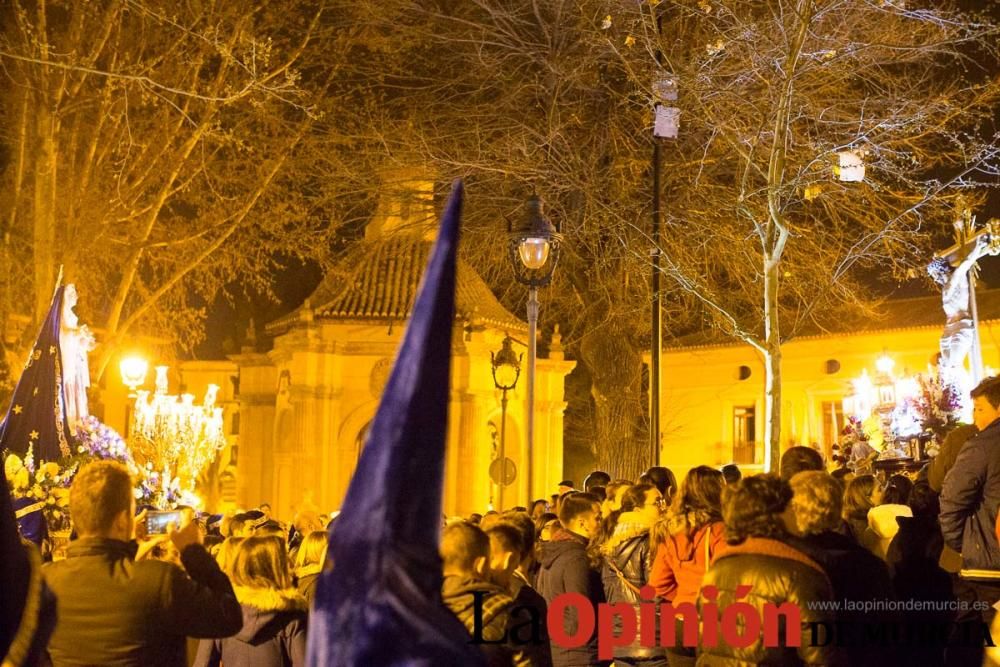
[[648, 520, 726, 606]]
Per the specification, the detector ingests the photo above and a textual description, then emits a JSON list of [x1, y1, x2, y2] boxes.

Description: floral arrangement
[[71, 416, 184, 508], [833, 416, 882, 471], [3, 444, 73, 529], [136, 463, 183, 508], [3, 417, 191, 536], [73, 415, 131, 462], [910, 372, 965, 440]]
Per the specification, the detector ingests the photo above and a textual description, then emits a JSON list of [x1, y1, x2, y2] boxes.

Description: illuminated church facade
[[229, 174, 575, 519]]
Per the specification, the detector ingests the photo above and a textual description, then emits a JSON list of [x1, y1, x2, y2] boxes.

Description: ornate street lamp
[[119, 355, 149, 395], [508, 195, 561, 500], [491, 335, 521, 511]]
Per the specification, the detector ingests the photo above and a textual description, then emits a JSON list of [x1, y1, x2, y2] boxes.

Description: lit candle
[[155, 366, 169, 395], [205, 384, 219, 409]]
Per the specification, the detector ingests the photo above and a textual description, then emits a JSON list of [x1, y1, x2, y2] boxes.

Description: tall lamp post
[[508, 194, 562, 501], [491, 335, 521, 511], [652, 73, 679, 468]]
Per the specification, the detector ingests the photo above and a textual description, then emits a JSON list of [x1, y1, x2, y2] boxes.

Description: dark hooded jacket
[[193, 586, 308, 667], [441, 574, 531, 667], [696, 536, 844, 667], [940, 418, 1000, 573], [42, 538, 241, 667], [598, 513, 665, 661], [536, 529, 605, 667]]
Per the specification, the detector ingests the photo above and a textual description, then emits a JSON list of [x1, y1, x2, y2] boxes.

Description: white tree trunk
[[763, 253, 782, 473]]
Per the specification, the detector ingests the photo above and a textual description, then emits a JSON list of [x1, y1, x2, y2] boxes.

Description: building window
[[733, 406, 756, 464]]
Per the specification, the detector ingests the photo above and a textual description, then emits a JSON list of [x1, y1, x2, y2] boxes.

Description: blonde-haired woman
[[213, 536, 245, 575], [194, 536, 307, 667], [295, 531, 328, 605]]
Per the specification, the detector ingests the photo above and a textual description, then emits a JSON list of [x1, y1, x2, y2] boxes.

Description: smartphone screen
[[147, 510, 182, 535]]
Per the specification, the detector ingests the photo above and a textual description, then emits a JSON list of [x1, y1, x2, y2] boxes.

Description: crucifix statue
[[927, 204, 1000, 384]]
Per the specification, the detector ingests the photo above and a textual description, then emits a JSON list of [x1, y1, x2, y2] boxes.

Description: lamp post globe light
[[507, 194, 561, 501], [491, 335, 521, 511], [119, 355, 149, 394]]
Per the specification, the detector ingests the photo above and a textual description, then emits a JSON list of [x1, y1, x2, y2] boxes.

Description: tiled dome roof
[[267, 234, 525, 334]]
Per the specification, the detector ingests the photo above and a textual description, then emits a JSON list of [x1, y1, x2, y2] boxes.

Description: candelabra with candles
[[843, 354, 930, 464], [128, 366, 226, 490]]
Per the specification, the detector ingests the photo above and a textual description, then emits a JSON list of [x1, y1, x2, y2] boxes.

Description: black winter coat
[[789, 531, 895, 667], [599, 518, 665, 661], [536, 529, 605, 667], [837, 516, 868, 547], [886, 515, 955, 667], [940, 418, 1000, 572], [193, 586, 308, 667], [509, 570, 554, 667], [697, 536, 844, 667], [42, 538, 241, 667]]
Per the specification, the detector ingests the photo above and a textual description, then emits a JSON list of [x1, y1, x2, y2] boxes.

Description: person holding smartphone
[[42, 461, 242, 666]]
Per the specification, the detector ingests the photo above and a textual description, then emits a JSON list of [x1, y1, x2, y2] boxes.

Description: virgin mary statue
[[59, 284, 95, 427]]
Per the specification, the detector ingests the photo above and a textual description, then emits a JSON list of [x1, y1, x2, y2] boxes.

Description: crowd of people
[[33, 460, 330, 667], [10, 374, 1000, 666], [441, 375, 1000, 667]]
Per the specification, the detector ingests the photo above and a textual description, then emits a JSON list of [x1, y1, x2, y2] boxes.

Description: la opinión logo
[[469, 585, 801, 661]]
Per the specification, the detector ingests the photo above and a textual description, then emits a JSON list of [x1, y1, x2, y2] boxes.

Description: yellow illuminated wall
[[230, 318, 574, 520], [655, 319, 1000, 479]]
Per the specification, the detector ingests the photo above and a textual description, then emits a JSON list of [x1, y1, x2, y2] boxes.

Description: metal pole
[[499, 389, 508, 511], [651, 141, 662, 467], [970, 273, 985, 384], [527, 286, 539, 501]]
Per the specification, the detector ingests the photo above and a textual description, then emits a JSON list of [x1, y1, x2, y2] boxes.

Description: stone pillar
[[533, 357, 574, 499], [229, 354, 277, 509], [535, 397, 567, 501], [448, 390, 483, 516]]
